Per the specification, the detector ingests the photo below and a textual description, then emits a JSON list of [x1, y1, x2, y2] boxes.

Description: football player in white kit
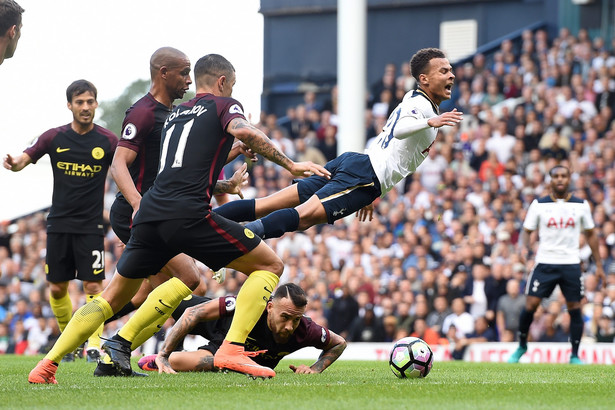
[[213, 48, 463, 239], [508, 165, 605, 364]]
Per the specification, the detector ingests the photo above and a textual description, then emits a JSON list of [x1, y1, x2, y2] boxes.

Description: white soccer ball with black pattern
[[389, 336, 433, 378]]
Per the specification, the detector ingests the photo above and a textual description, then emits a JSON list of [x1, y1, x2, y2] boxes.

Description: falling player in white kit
[[213, 48, 463, 239], [508, 165, 605, 364]]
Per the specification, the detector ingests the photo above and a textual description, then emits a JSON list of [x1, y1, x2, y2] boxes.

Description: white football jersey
[[523, 195, 595, 264], [366, 89, 439, 196]]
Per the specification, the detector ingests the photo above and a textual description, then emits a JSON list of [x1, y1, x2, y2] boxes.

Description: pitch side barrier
[[285, 342, 615, 364]]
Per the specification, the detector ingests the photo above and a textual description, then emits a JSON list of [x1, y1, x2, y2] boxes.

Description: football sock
[[225, 270, 279, 344], [568, 308, 583, 357], [214, 198, 256, 222], [518, 308, 534, 348], [49, 292, 73, 332], [118, 277, 192, 346], [46, 297, 113, 363], [246, 208, 300, 239], [86, 292, 104, 350], [104, 301, 136, 324]]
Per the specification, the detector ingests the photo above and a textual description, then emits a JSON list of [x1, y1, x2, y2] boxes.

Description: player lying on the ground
[[138, 283, 346, 374]]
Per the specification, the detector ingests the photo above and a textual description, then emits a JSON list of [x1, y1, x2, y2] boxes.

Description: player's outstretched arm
[[392, 108, 463, 140], [228, 117, 330, 179], [289, 330, 347, 374], [156, 299, 221, 374], [3, 153, 32, 172], [213, 162, 249, 199]]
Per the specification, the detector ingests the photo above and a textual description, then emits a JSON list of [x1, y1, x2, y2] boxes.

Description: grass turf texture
[[2, 355, 614, 409]]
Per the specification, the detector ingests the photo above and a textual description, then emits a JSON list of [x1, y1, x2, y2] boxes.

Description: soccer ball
[[389, 336, 433, 378]]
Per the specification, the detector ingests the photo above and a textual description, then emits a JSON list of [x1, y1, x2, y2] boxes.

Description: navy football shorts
[[296, 152, 382, 224], [525, 263, 584, 302], [116, 213, 261, 279], [46, 232, 105, 283], [110, 199, 132, 244]]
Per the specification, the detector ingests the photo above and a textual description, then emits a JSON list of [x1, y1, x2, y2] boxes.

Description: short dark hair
[[549, 165, 570, 177], [410, 48, 446, 82], [0, 0, 24, 34], [66, 79, 97, 103], [272, 283, 307, 308], [194, 54, 235, 85]]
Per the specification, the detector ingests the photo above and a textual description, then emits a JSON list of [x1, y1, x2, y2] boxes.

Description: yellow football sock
[[45, 297, 113, 363], [49, 292, 73, 332], [86, 292, 104, 350], [118, 277, 191, 345], [226, 270, 279, 344]]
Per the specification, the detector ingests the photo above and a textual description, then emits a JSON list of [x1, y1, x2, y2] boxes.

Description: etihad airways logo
[[57, 161, 103, 177], [164, 104, 208, 127]]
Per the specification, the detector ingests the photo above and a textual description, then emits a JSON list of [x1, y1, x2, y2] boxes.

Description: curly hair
[[410, 48, 446, 82]]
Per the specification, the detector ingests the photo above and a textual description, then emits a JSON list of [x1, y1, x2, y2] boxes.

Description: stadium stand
[[2, 26, 615, 358]]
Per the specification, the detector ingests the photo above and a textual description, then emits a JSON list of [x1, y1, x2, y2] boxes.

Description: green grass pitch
[[1, 355, 614, 409]]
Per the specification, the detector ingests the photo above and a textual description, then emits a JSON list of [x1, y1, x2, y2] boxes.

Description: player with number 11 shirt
[[28, 54, 329, 383]]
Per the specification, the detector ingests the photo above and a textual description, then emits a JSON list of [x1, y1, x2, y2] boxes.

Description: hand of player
[[427, 108, 463, 128], [596, 264, 606, 290], [155, 354, 177, 374], [3, 154, 16, 171], [289, 364, 317, 374], [227, 162, 249, 199], [289, 161, 331, 179], [356, 203, 374, 222], [235, 141, 258, 162]]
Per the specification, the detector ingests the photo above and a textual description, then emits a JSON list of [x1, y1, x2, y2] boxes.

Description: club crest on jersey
[[229, 104, 243, 115], [122, 123, 137, 140], [91, 147, 105, 160]]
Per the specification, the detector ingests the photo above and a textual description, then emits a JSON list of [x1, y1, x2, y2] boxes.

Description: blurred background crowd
[[2, 26, 615, 358]]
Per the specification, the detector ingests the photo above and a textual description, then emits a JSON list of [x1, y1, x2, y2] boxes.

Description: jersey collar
[[550, 192, 572, 202], [415, 87, 439, 115]]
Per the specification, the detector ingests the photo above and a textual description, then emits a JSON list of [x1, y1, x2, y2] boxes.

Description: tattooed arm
[[227, 117, 330, 179], [212, 162, 248, 198], [155, 299, 221, 374], [289, 329, 347, 374]]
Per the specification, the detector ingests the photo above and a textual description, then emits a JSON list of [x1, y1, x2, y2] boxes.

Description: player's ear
[[160, 66, 168, 79], [8, 25, 17, 39], [217, 75, 226, 92], [419, 73, 428, 87]]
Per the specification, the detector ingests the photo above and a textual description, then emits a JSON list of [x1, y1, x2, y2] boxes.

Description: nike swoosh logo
[[93, 268, 104, 274], [159, 299, 172, 309], [56, 147, 70, 153], [264, 286, 272, 294]]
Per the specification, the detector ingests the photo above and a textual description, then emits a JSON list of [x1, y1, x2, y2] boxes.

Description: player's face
[[266, 297, 306, 344], [423, 57, 455, 104], [167, 59, 192, 101], [550, 167, 570, 197], [68, 91, 98, 126]]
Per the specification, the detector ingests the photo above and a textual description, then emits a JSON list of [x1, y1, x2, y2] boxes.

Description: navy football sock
[[518, 308, 534, 348], [214, 199, 256, 222], [568, 308, 583, 356], [247, 208, 300, 239]]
